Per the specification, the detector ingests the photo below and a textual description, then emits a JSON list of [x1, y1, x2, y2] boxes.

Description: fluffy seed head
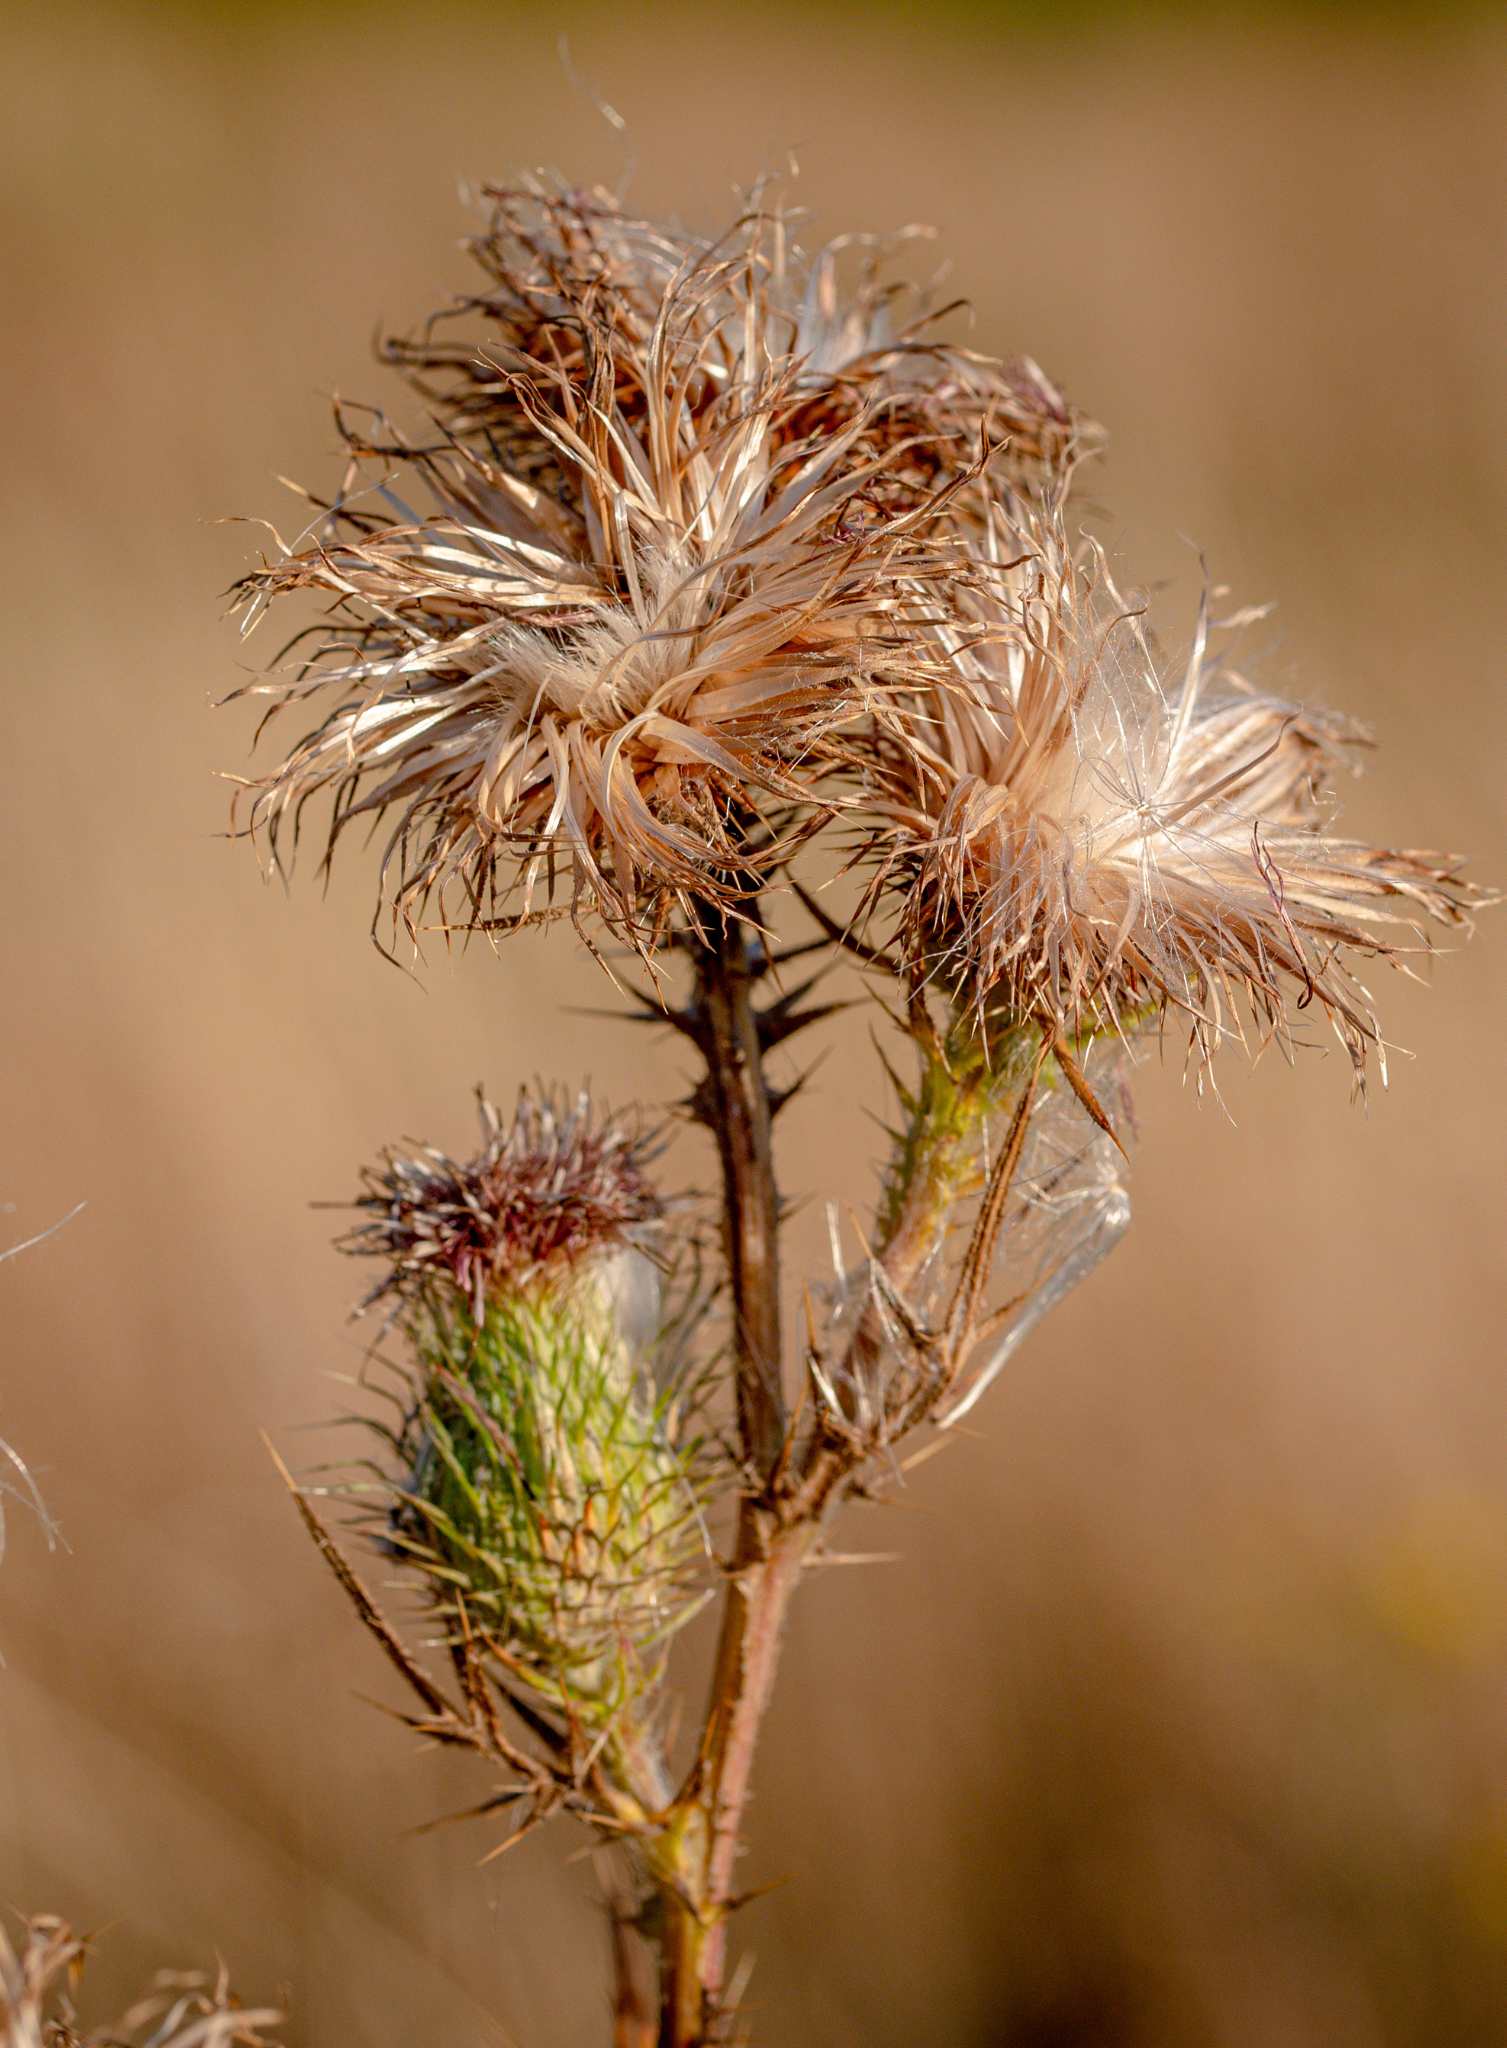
[[227, 179, 1475, 1081], [229, 181, 1097, 950], [870, 497, 1476, 1078]]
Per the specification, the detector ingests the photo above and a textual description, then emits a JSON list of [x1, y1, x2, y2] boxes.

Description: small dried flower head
[[345, 1085, 662, 1324], [389, 190, 1095, 549], [872, 497, 1475, 1079], [229, 181, 1096, 951]]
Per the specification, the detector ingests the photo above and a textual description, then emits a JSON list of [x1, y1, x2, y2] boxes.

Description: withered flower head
[[873, 497, 1476, 1079], [229, 180, 1096, 950], [344, 1086, 662, 1323]]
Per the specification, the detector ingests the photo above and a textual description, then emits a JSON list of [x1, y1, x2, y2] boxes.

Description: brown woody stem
[[692, 914, 785, 1478], [650, 912, 807, 2047]]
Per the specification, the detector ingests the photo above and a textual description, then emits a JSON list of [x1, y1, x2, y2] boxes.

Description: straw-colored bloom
[[229, 182, 1096, 950], [869, 496, 1475, 1079], [228, 179, 1470, 1075], [390, 186, 1094, 528]]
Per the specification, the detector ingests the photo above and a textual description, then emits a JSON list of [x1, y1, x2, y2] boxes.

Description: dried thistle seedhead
[[226, 176, 1474, 1089], [407, 189, 1098, 526], [232, 173, 1492, 2048], [345, 1085, 663, 1323], [867, 497, 1477, 1080], [228, 179, 1098, 953]]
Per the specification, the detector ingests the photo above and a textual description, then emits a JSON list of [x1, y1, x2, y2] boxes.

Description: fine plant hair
[[225, 176, 1482, 2047]]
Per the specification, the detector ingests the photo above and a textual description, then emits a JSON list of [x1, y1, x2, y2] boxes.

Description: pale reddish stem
[[697, 1524, 811, 2004]]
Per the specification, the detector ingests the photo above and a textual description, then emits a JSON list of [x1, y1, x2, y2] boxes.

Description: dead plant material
[[228, 182, 1096, 956], [0, 1916, 282, 2048], [861, 497, 1480, 1083]]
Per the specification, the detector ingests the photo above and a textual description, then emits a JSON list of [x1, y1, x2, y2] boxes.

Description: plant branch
[[650, 909, 813, 2046]]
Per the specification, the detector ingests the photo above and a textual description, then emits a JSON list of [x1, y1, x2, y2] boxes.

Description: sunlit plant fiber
[[227, 175, 1484, 2047]]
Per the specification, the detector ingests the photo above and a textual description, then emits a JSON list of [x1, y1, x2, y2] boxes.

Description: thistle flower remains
[[229, 188, 1101, 952], [230, 176, 1484, 2048], [870, 501, 1471, 1079], [0, 1916, 282, 2048], [347, 1085, 663, 1321]]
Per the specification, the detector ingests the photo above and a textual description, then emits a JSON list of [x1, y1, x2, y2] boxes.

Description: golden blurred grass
[[1, 6, 1505, 2044]]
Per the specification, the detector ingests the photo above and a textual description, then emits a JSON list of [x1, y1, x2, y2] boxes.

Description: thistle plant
[[346, 1091, 712, 1754], [227, 178, 1479, 2046]]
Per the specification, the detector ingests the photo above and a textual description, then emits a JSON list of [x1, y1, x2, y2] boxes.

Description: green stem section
[[850, 1009, 1034, 1383]]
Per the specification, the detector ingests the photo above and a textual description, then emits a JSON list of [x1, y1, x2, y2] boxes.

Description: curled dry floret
[[867, 497, 1476, 1078], [228, 181, 1095, 951], [0, 1914, 283, 2048]]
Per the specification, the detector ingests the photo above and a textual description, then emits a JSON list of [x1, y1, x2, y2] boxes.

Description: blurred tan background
[[2, 4, 1505, 2043]]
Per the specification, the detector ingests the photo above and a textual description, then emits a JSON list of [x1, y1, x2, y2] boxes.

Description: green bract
[[392, 1258, 708, 1723]]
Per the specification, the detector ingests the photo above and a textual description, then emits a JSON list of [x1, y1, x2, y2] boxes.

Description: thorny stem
[[695, 1523, 811, 1995], [652, 1515, 812, 2048], [291, 921, 1056, 2048], [650, 951, 1048, 2043], [692, 915, 785, 1480], [651, 912, 809, 2047]]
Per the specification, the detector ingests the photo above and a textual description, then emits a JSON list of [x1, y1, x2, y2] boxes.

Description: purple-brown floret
[[343, 1087, 662, 1322]]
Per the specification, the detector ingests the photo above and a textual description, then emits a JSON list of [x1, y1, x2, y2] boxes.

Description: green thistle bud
[[345, 1088, 709, 1723]]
